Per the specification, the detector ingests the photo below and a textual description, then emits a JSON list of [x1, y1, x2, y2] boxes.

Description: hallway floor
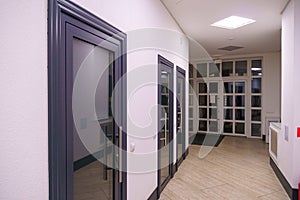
[[160, 136, 289, 200]]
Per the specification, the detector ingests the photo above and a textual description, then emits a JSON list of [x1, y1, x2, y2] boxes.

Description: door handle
[[119, 126, 123, 183]]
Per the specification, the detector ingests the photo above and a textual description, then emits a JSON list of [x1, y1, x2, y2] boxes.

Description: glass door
[[158, 55, 174, 196], [223, 81, 247, 135], [65, 23, 125, 200]]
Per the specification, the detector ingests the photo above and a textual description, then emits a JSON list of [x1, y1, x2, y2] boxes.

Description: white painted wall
[[0, 1, 48, 200], [279, 0, 300, 189], [69, 0, 189, 199]]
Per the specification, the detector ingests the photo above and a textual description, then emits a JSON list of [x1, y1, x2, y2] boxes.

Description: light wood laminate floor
[[160, 136, 289, 200]]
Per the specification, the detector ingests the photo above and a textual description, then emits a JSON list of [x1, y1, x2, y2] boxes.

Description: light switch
[[130, 143, 135, 152]]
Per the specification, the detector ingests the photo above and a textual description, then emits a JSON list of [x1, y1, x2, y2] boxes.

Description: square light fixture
[[211, 16, 256, 30]]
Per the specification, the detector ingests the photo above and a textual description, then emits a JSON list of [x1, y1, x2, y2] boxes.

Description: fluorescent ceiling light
[[211, 16, 256, 30]]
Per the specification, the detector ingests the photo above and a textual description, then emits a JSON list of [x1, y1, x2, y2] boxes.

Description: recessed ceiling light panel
[[211, 16, 256, 30]]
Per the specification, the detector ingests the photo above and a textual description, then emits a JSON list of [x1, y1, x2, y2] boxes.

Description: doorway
[[48, 1, 127, 199]]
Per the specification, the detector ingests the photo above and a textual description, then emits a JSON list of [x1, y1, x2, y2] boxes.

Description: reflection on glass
[[209, 95, 218, 106], [251, 123, 261, 137], [160, 70, 170, 186], [199, 82, 207, 93], [199, 95, 207, 106], [189, 64, 194, 78], [189, 80, 193, 94], [189, 108, 193, 118], [252, 110, 261, 121], [224, 122, 233, 133], [199, 120, 207, 131], [209, 121, 218, 132], [197, 63, 207, 78], [222, 61, 233, 77], [199, 108, 207, 118], [235, 60, 247, 76], [235, 82, 245, 93], [209, 108, 217, 119], [224, 109, 233, 120], [224, 82, 233, 93], [177, 77, 184, 162], [189, 120, 193, 131], [252, 96, 261, 107], [209, 82, 218, 93], [235, 109, 245, 120], [224, 96, 233, 106], [235, 96, 245, 107], [235, 123, 245, 134], [251, 60, 262, 76], [73, 38, 114, 200], [252, 78, 262, 93], [209, 63, 220, 77]]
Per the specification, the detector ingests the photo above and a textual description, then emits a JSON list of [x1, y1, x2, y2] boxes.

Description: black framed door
[[157, 55, 174, 197], [48, 1, 126, 200], [176, 66, 186, 168]]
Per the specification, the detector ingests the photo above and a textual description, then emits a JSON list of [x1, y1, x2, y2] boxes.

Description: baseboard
[[147, 187, 158, 200], [270, 157, 298, 200]]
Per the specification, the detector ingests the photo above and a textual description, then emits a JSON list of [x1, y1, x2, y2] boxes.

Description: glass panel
[[222, 61, 233, 77], [209, 121, 218, 132], [73, 38, 114, 200], [235, 123, 245, 134], [209, 108, 217, 119], [189, 64, 194, 78], [252, 78, 262, 93], [251, 96, 261, 107], [197, 63, 207, 78], [189, 108, 193, 118], [224, 109, 233, 120], [252, 110, 261, 121], [209, 95, 218, 106], [224, 96, 233, 107], [235, 82, 245, 93], [251, 60, 262, 76], [209, 82, 218, 93], [189, 120, 193, 131], [199, 82, 207, 93], [189, 80, 193, 94], [177, 77, 184, 161], [235, 60, 247, 76], [199, 120, 207, 131], [251, 124, 261, 137], [209, 63, 220, 77], [224, 122, 233, 133], [199, 95, 207, 106], [235, 109, 245, 121], [224, 82, 233, 93], [235, 96, 245, 107], [199, 108, 207, 118]]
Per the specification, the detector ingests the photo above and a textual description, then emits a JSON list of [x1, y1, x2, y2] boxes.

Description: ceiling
[[161, 0, 289, 59]]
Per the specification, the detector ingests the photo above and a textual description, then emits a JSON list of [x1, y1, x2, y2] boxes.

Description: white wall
[[0, 1, 48, 200], [279, 0, 300, 189], [69, 0, 189, 199]]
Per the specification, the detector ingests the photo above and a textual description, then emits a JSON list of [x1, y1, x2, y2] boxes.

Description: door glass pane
[[73, 38, 114, 200], [189, 108, 193, 118], [209, 108, 217, 119], [209, 63, 220, 77], [197, 63, 207, 78], [252, 78, 262, 93], [209, 95, 218, 106], [177, 77, 184, 161], [235, 123, 245, 134], [199, 108, 207, 118], [189, 120, 193, 131], [199, 82, 207, 93], [251, 60, 262, 76], [251, 110, 261, 121], [199, 95, 207, 106], [224, 96, 233, 107], [235, 61, 247, 76], [189, 64, 194, 78], [224, 122, 233, 133], [235, 96, 245, 107], [224, 82, 233, 93], [235, 109, 245, 120], [160, 70, 170, 185], [199, 120, 207, 131], [209, 82, 218, 93], [251, 124, 261, 137], [209, 121, 218, 132], [251, 96, 261, 107], [235, 82, 245, 93], [224, 109, 233, 120], [222, 61, 233, 77]]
